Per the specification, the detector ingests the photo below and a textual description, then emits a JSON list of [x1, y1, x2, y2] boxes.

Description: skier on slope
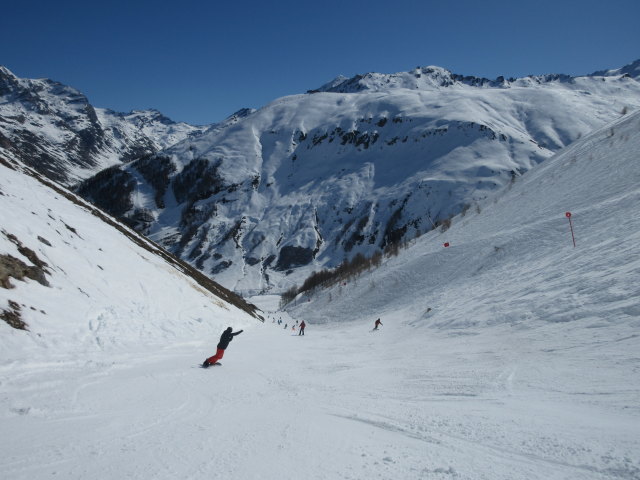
[[373, 318, 383, 330], [298, 320, 306, 336], [202, 327, 243, 367]]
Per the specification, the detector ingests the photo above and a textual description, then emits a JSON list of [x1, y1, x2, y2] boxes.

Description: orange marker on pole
[[566, 212, 576, 247]]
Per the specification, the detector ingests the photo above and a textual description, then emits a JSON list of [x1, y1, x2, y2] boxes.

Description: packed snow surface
[[2, 110, 640, 479]]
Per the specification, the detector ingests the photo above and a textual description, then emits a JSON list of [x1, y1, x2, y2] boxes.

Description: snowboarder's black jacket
[[217, 328, 243, 350]]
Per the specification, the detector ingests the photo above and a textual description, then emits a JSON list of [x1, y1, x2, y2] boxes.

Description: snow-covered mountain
[[1, 107, 638, 480], [289, 107, 640, 330], [0, 153, 260, 360], [0, 66, 209, 186], [75, 60, 640, 294]]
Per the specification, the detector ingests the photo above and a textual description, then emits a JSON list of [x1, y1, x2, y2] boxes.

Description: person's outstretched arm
[[232, 330, 244, 336]]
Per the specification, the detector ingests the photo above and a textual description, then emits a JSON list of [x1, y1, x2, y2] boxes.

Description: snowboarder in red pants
[[203, 327, 243, 367], [299, 320, 306, 335]]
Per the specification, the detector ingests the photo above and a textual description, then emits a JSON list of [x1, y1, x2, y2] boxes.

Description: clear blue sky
[[2, 0, 639, 125]]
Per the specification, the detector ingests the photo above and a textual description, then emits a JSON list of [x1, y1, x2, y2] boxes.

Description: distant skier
[[298, 320, 306, 336], [284, 323, 288, 329], [373, 318, 383, 330], [202, 327, 243, 367]]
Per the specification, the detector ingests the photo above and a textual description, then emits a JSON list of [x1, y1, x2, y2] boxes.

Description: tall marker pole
[[566, 212, 576, 247]]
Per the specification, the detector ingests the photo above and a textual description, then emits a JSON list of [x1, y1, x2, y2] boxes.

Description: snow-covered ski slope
[[0, 155, 258, 362], [285, 110, 640, 477], [290, 110, 640, 331], [1, 111, 639, 479]]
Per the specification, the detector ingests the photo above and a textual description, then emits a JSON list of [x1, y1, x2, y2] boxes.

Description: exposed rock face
[[0, 299, 26, 330], [275, 246, 314, 271], [0, 230, 50, 289], [0, 254, 48, 289], [0, 229, 52, 331]]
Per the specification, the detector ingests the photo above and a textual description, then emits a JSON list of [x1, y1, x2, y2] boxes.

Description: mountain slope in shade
[[76, 60, 640, 294], [0, 66, 209, 186]]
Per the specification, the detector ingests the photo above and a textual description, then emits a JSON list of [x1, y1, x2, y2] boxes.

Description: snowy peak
[[0, 65, 24, 95], [591, 58, 640, 79], [227, 107, 256, 120], [218, 107, 256, 126], [316, 65, 459, 93], [316, 65, 514, 93], [314, 75, 349, 92], [317, 59, 640, 94], [0, 65, 91, 117], [0, 66, 209, 186], [119, 109, 177, 126]]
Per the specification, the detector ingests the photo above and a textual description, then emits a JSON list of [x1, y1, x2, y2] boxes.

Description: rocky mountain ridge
[[317, 59, 640, 93], [0, 66, 209, 185]]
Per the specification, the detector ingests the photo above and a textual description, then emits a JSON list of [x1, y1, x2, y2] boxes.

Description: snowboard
[[200, 362, 222, 368]]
